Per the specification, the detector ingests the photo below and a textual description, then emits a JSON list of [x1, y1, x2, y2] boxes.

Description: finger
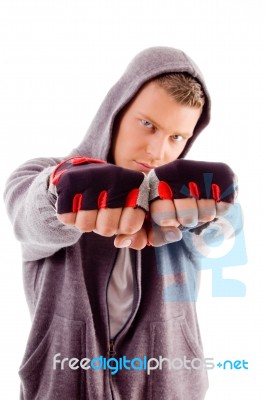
[[117, 207, 146, 235], [94, 208, 122, 237], [148, 225, 182, 247], [114, 227, 147, 250], [216, 201, 233, 217], [57, 212, 77, 225], [150, 199, 178, 226], [174, 198, 198, 227], [197, 199, 216, 222], [75, 209, 98, 232]]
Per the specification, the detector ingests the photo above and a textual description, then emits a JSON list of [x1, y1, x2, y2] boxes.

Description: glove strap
[[51, 156, 106, 185]]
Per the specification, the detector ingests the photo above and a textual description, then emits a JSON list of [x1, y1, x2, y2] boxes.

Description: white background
[[0, 0, 264, 398]]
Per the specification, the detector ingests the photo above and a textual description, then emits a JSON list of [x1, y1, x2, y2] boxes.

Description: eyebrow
[[137, 112, 193, 138]]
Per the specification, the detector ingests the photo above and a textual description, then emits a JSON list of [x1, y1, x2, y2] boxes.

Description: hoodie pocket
[[19, 314, 86, 400], [148, 315, 208, 400]]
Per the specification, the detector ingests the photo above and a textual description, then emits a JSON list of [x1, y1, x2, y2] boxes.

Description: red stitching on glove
[[125, 189, 139, 208], [188, 181, 200, 199], [51, 157, 77, 184], [158, 181, 173, 200], [51, 156, 106, 185], [212, 184, 221, 202], [72, 193, 83, 212], [51, 169, 67, 185], [98, 190, 108, 208], [71, 157, 107, 165]]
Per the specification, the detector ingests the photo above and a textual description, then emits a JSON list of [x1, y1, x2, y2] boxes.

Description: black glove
[[50, 156, 149, 214], [148, 159, 237, 203]]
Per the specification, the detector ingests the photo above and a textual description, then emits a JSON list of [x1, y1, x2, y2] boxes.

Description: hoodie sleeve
[[3, 157, 82, 262]]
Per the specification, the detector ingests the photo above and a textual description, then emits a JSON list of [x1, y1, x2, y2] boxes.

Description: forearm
[[4, 157, 82, 261]]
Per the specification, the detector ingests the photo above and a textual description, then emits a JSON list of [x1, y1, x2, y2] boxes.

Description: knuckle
[[76, 224, 93, 232], [57, 214, 67, 224], [180, 217, 198, 227], [75, 219, 94, 232], [57, 213, 74, 225], [120, 223, 139, 235], [199, 214, 216, 222], [97, 226, 117, 237]]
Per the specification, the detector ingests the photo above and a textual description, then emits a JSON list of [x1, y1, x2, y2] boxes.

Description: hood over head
[[70, 46, 211, 160]]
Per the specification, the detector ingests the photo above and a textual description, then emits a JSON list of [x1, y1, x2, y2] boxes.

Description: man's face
[[111, 81, 202, 173]]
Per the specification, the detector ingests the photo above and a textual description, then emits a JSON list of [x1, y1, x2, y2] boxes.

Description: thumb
[[148, 226, 182, 247], [114, 227, 147, 250]]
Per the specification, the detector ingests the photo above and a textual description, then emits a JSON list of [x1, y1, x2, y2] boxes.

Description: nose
[[146, 132, 168, 161]]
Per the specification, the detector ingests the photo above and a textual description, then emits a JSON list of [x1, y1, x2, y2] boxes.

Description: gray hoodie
[[4, 47, 212, 400]]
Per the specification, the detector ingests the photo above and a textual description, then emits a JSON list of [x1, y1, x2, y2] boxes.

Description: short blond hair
[[152, 73, 205, 109]]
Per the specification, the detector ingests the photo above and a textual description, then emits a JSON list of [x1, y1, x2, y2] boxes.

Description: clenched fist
[[49, 156, 149, 248], [146, 159, 237, 246], [49, 157, 238, 249], [115, 159, 238, 248]]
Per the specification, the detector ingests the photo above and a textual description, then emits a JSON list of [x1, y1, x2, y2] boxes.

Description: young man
[[4, 47, 238, 399]]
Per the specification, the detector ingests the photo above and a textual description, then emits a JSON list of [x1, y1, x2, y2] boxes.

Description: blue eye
[[141, 120, 153, 128]]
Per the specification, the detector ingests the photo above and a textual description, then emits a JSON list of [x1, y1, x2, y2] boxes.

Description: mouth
[[134, 161, 155, 172]]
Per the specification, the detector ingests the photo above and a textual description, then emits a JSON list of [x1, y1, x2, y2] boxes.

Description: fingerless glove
[[50, 156, 149, 214], [149, 159, 237, 203]]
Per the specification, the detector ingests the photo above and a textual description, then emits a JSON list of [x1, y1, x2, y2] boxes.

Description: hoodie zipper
[[108, 339, 116, 358], [106, 249, 141, 398]]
